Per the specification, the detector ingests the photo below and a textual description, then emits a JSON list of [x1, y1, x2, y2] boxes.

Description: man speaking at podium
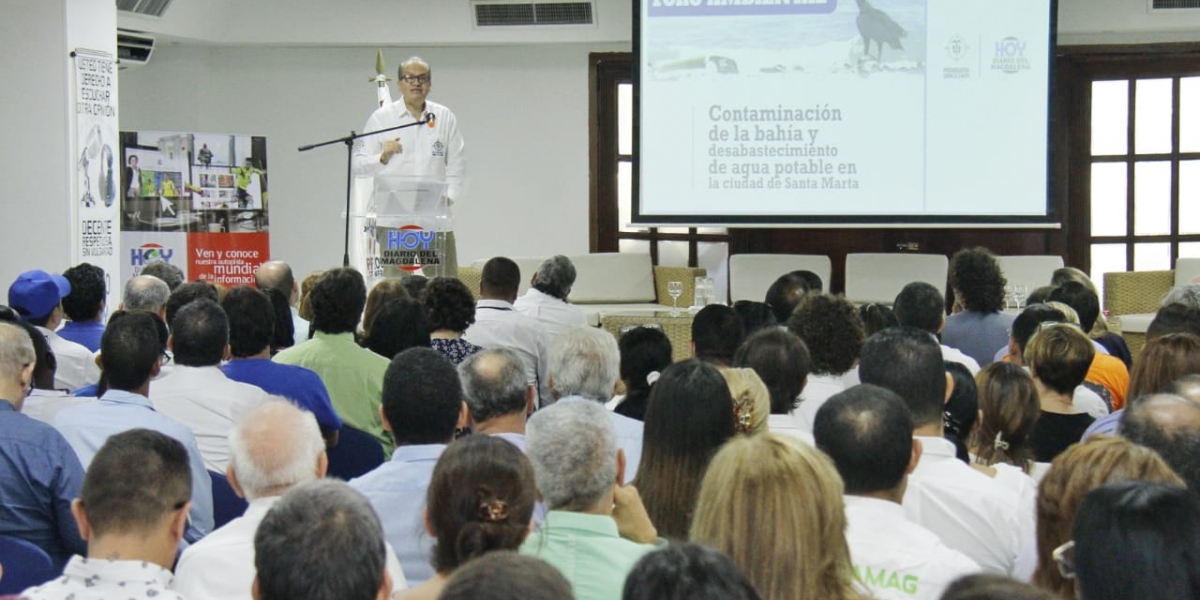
[[353, 56, 466, 277]]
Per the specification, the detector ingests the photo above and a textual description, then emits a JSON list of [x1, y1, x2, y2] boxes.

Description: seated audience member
[[944, 362, 980, 463], [1163, 282, 1200, 308], [1030, 435, 1181, 598], [120, 274, 170, 319], [1023, 324, 1095, 462], [1004, 304, 1109, 418], [547, 326, 643, 479], [1120, 392, 1200, 491], [220, 286, 342, 445], [894, 282, 980, 375], [20, 429, 192, 600], [140, 259, 184, 291], [164, 281, 220, 329], [152, 299, 268, 471], [1046, 283, 1130, 408], [53, 310, 212, 543], [440, 552, 573, 600], [942, 247, 1013, 368], [691, 433, 866, 600], [58, 263, 106, 353], [174, 401, 406, 600], [1049, 267, 1132, 366], [253, 480, 396, 600], [857, 303, 898, 338], [764, 270, 822, 324], [1085, 324, 1200, 439], [612, 325, 671, 421], [860, 327, 1033, 577], [732, 300, 777, 336], [1025, 285, 1056, 306], [633, 360, 735, 540], [8, 269, 100, 391], [8, 318, 88, 423], [296, 270, 323, 322], [464, 258, 550, 403], [351, 348, 467, 584], [274, 267, 391, 451], [397, 435, 537, 600], [359, 279, 410, 344], [364, 298, 432, 360], [940, 574, 1057, 600], [515, 255, 588, 340], [520, 399, 659, 600], [261, 287, 296, 351], [622, 542, 762, 600], [1146, 302, 1200, 339], [459, 348, 535, 449], [255, 260, 310, 343], [1071, 481, 1200, 600], [400, 274, 429, 299], [815, 384, 981, 600], [0, 322, 86, 570], [691, 305, 769, 434], [423, 276, 483, 365], [787, 293, 866, 431], [970, 362, 1042, 479], [733, 328, 812, 441]]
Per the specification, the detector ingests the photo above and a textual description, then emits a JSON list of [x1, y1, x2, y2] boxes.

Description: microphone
[[425, 112, 436, 128]]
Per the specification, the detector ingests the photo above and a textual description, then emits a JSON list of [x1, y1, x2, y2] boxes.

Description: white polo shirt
[[37, 326, 100, 392], [151, 365, 269, 471], [464, 299, 551, 404], [845, 495, 981, 600], [795, 373, 848, 432], [514, 288, 588, 343]]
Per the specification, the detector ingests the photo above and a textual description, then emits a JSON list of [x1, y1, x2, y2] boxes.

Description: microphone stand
[[298, 115, 433, 267]]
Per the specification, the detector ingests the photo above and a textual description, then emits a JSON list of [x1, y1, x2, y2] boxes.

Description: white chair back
[[728, 254, 832, 302], [844, 253, 949, 305]]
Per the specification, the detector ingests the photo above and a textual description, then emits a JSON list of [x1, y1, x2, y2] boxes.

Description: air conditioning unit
[[1148, 0, 1200, 10], [471, 0, 595, 27], [117, 29, 155, 69], [117, 0, 173, 18]]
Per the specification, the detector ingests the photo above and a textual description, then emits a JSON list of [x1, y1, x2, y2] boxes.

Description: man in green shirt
[[274, 267, 391, 453], [520, 398, 660, 600]]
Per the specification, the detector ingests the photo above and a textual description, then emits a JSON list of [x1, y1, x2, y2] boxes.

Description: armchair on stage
[[348, 178, 450, 282]]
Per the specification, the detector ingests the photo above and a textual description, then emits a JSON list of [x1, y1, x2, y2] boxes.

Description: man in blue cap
[[8, 270, 100, 392]]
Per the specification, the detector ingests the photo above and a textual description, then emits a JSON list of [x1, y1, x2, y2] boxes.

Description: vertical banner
[[72, 49, 121, 308]]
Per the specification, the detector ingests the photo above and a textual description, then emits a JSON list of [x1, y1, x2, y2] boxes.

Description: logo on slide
[[943, 35, 971, 79], [991, 37, 1031, 74]]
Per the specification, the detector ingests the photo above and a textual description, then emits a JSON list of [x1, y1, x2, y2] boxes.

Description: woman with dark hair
[[422, 276, 483, 365], [395, 435, 538, 600], [364, 298, 432, 360], [732, 300, 778, 336], [623, 542, 762, 600], [359, 279, 410, 344], [764, 270, 821, 324], [1071, 481, 1200, 600], [944, 361, 980, 463], [734, 328, 811, 441], [1127, 332, 1200, 401], [786, 293, 866, 432], [943, 247, 1014, 368], [858, 303, 898, 337], [613, 325, 672, 421], [633, 360, 736, 540], [970, 362, 1041, 477], [260, 286, 295, 352]]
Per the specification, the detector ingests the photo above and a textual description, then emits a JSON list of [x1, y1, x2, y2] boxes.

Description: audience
[[546, 326, 643, 479], [969, 362, 1042, 478], [860, 326, 1034, 577], [691, 305, 769, 434], [9, 269, 100, 391], [1121, 392, 1200, 492], [622, 542, 761, 600], [691, 433, 866, 600], [440, 552, 573, 600], [612, 325, 671, 421], [464, 257, 551, 404], [359, 279, 411, 344], [633, 360, 735, 540], [164, 281, 220, 329], [398, 435, 537, 600], [253, 480, 395, 600], [1147, 302, 1200, 339], [58, 263, 107, 353], [733, 327, 811, 441], [459, 347, 534, 449], [53, 310, 212, 543], [1049, 267, 1131, 366], [520, 399, 658, 600], [296, 269, 323, 322], [0, 321, 86, 570], [1046, 282, 1130, 408], [274, 267, 391, 451], [1022, 324, 1095, 462], [350, 347, 467, 584], [20, 429, 192, 600], [814, 384, 981, 600], [1031, 435, 1182, 598], [152, 298, 269, 471], [400, 274, 429, 299], [894, 281, 980, 374], [515, 255, 588, 339], [1005, 304, 1110, 417], [423, 276, 483, 364], [255, 260, 310, 343], [260, 286, 296, 351], [787, 293, 866, 431], [857, 302, 897, 337], [364, 298, 432, 359], [943, 247, 1012, 367], [13, 318, 90, 423]]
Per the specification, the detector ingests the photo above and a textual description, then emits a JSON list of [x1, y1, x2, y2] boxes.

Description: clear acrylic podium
[[348, 179, 450, 284]]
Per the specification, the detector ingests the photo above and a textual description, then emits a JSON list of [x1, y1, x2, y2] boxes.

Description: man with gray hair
[[254, 479, 396, 600], [515, 255, 587, 340], [548, 326, 643, 480], [121, 275, 170, 320], [519, 398, 658, 600], [1120, 391, 1200, 492], [174, 401, 407, 600], [140, 259, 184, 291], [459, 347, 534, 450], [1162, 284, 1200, 308]]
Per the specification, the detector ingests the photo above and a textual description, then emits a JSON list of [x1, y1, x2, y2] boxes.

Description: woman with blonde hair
[[690, 433, 867, 600], [970, 362, 1042, 477], [1032, 435, 1182, 599]]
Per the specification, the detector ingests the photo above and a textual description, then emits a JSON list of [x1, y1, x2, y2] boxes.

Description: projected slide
[[638, 0, 1053, 222]]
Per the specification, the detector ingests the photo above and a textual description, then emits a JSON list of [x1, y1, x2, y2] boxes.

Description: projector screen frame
[[630, 0, 1062, 228]]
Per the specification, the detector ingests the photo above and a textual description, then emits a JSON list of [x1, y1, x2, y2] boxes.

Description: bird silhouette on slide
[[855, 0, 906, 62]]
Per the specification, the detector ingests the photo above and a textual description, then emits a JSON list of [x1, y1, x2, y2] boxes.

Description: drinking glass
[[667, 281, 683, 316]]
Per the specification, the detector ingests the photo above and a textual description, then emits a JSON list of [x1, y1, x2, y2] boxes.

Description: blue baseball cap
[[8, 270, 71, 321]]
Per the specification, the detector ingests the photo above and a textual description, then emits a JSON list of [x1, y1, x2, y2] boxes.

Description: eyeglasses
[[1052, 540, 1076, 579], [401, 74, 431, 85], [161, 350, 172, 365]]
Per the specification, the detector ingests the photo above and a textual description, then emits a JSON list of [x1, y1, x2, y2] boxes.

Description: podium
[[348, 178, 450, 284]]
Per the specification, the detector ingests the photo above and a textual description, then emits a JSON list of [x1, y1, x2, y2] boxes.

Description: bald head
[[1121, 393, 1200, 491], [228, 399, 326, 500], [459, 347, 529, 423], [255, 261, 297, 304], [123, 275, 171, 314], [0, 321, 35, 390]]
